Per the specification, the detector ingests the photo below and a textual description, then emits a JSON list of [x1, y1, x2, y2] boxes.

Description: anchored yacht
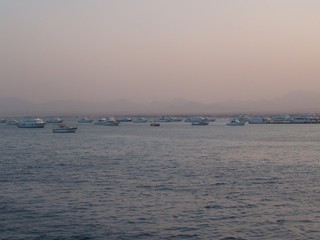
[[17, 117, 45, 128]]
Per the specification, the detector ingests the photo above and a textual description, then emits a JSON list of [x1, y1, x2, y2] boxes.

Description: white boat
[[78, 117, 93, 123], [116, 117, 132, 122], [45, 117, 63, 123], [0, 118, 6, 123], [190, 117, 209, 126], [94, 118, 107, 125], [248, 116, 269, 124], [290, 114, 320, 123], [170, 117, 183, 122], [227, 118, 245, 126], [269, 115, 292, 124], [186, 116, 212, 123], [104, 118, 120, 126], [17, 117, 45, 128], [7, 119, 19, 125], [53, 124, 77, 133], [191, 121, 209, 126], [132, 118, 148, 123], [155, 116, 172, 122]]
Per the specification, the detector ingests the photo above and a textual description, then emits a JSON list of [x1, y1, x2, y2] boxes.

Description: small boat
[[191, 121, 209, 126], [150, 122, 160, 127], [0, 118, 6, 123], [17, 117, 45, 128], [206, 117, 216, 122], [78, 117, 93, 123], [104, 118, 120, 126], [227, 118, 245, 126], [45, 117, 63, 123], [269, 115, 292, 124], [94, 118, 107, 125], [170, 117, 183, 122], [116, 117, 132, 122], [155, 116, 172, 122], [53, 124, 77, 133], [290, 114, 320, 124], [7, 119, 19, 125], [190, 117, 209, 126], [248, 116, 269, 124], [132, 118, 148, 123]]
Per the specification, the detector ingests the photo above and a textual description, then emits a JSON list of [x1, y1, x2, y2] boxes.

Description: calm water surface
[[1, 119, 320, 239]]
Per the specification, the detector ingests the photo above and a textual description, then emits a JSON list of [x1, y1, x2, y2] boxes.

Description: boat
[[155, 116, 172, 122], [248, 116, 269, 124], [116, 117, 132, 122], [0, 118, 6, 123], [45, 117, 63, 123], [78, 117, 93, 123], [190, 117, 209, 126], [94, 118, 107, 125], [104, 118, 120, 126], [186, 116, 212, 123], [191, 121, 209, 126], [7, 119, 19, 125], [290, 114, 320, 124], [184, 117, 192, 122], [154, 116, 184, 122], [132, 117, 148, 123], [227, 118, 246, 126], [150, 122, 160, 127], [53, 124, 77, 133], [170, 117, 183, 122], [269, 115, 292, 124], [17, 117, 45, 128], [206, 117, 216, 122]]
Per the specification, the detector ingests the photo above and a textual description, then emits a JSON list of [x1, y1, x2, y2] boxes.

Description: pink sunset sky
[[1, 0, 320, 104]]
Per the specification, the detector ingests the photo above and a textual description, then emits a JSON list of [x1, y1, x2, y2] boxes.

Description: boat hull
[[46, 119, 63, 123], [227, 123, 245, 126], [53, 127, 77, 133], [191, 122, 209, 126], [132, 118, 148, 123], [17, 124, 45, 128], [78, 118, 93, 123], [104, 121, 120, 126]]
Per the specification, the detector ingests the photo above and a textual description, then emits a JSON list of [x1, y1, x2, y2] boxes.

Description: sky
[[1, 0, 320, 104]]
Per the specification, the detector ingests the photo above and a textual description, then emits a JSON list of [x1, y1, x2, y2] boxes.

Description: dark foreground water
[[1, 119, 320, 240]]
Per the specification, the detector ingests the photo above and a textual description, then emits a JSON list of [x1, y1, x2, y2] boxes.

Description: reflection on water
[[1, 120, 320, 239]]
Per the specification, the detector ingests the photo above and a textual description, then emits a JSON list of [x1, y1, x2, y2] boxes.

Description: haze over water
[[1, 0, 320, 107]]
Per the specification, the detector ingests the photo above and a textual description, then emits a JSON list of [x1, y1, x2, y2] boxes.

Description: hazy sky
[[1, 0, 320, 104]]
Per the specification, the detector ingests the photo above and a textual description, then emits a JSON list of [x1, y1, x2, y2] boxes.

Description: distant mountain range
[[1, 91, 320, 117]]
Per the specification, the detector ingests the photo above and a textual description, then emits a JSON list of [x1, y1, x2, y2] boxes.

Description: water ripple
[[1, 122, 320, 239]]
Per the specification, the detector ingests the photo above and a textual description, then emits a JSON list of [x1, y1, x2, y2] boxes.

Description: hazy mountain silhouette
[[1, 91, 320, 116], [0, 97, 40, 116]]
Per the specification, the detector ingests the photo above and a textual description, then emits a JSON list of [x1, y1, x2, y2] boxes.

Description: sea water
[[1, 118, 320, 239]]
